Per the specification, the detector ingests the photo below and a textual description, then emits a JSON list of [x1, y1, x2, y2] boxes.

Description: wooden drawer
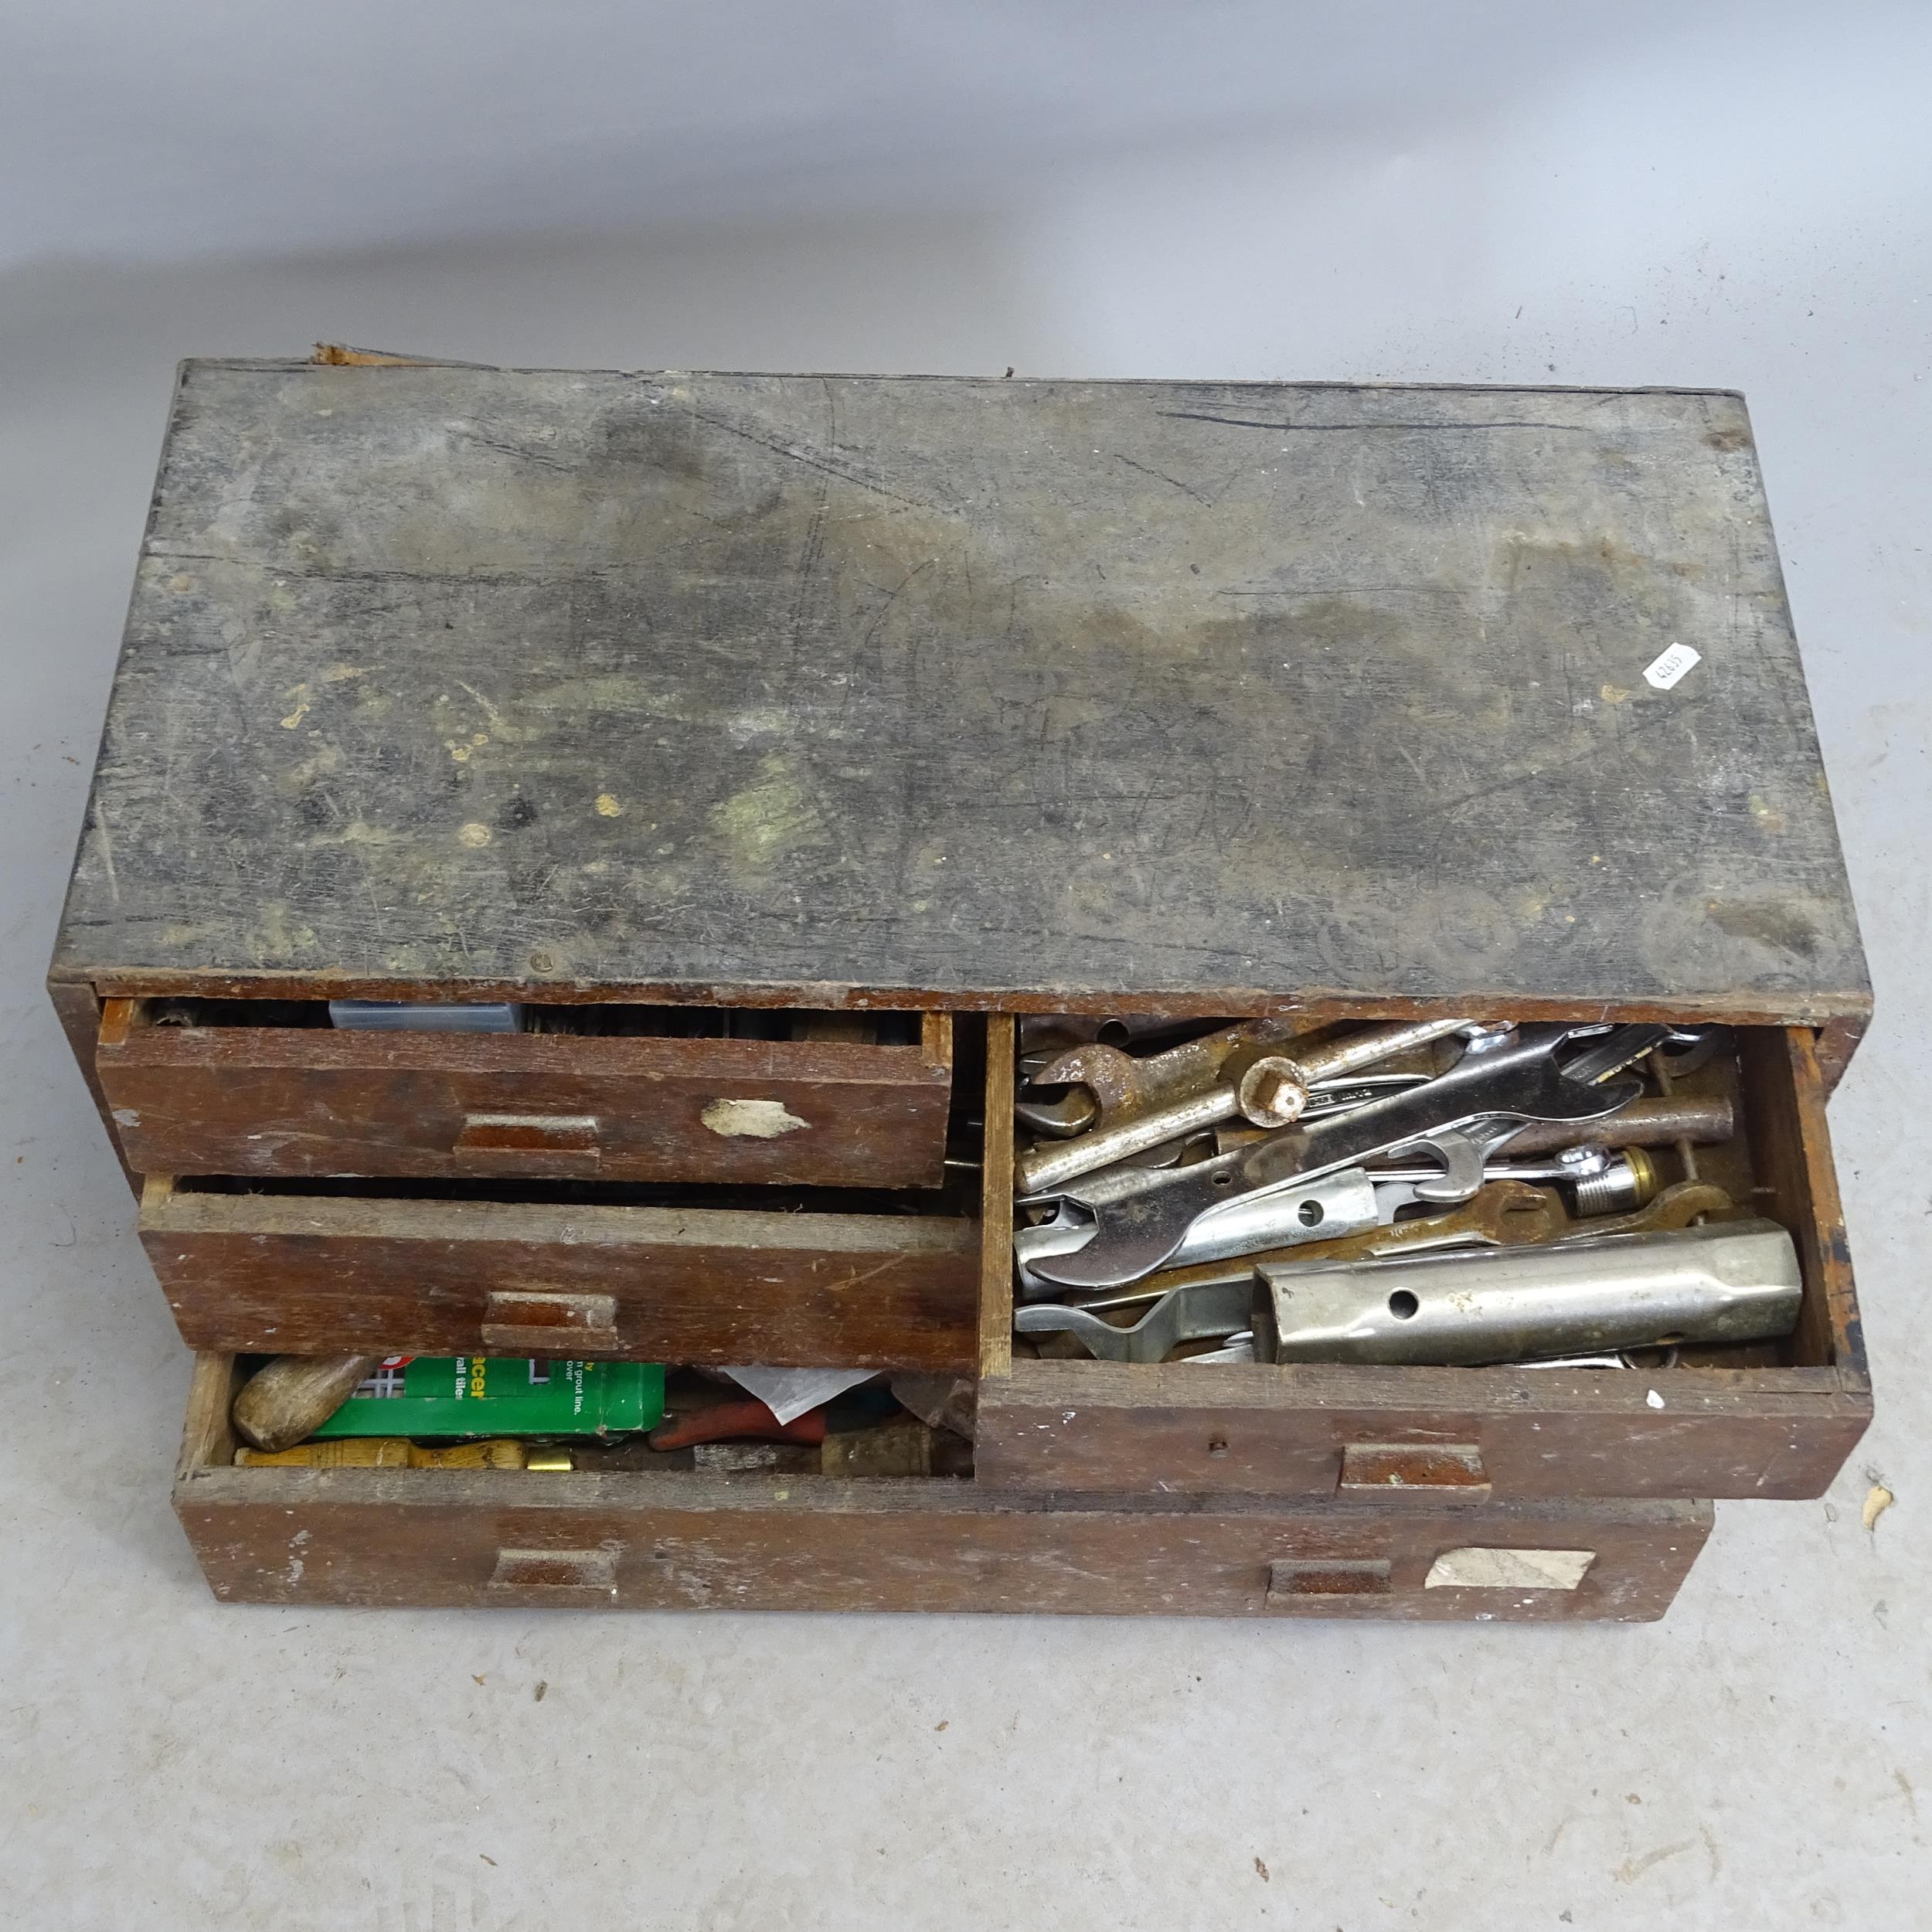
[[173, 1356, 1713, 1620], [142, 1177, 981, 1372], [97, 999, 954, 1189], [977, 1022, 1872, 1503]]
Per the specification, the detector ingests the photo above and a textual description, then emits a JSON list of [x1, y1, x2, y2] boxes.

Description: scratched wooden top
[[56, 361, 1868, 1020]]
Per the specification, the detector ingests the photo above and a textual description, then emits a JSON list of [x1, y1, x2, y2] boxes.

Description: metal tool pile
[[1010, 1017, 1803, 1369]]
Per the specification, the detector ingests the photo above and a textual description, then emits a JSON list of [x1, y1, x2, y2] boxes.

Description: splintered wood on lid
[[54, 362, 1867, 1025]]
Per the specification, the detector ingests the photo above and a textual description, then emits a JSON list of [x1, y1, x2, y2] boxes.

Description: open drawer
[[141, 1174, 981, 1372], [97, 998, 953, 1189], [173, 1355, 1712, 1620], [975, 1022, 1872, 1503]]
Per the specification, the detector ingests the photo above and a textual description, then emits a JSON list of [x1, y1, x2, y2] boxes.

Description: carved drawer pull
[[1338, 1442, 1492, 1503], [477, 1291, 614, 1352], [1267, 1559, 1393, 1601], [488, 1548, 619, 1600], [456, 1112, 600, 1156], [480, 1289, 620, 1355]]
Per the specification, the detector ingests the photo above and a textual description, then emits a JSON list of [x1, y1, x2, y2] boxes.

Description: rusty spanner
[[1023, 1024, 1647, 1290], [1013, 1015, 1322, 1145], [1014, 1017, 1479, 1196]]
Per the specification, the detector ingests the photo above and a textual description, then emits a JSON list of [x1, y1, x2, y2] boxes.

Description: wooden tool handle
[[235, 1437, 528, 1468], [232, 1352, 384, 1451]]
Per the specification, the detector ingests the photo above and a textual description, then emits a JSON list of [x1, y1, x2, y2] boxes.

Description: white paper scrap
[[1643, 641, 1702, 692], [1423, 1547, 1596, 1590], [721, 1365, 878, 1426]]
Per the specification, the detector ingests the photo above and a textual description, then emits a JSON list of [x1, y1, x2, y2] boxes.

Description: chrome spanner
[[1015, 1165, 1386, 1298], [1013, 1278, 1254, 1364], [1022, 1024, 1647, 1291], [1013, 1121, 1514, 1298]]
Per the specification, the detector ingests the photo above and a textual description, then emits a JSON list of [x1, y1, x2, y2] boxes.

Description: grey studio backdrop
[[2, 4, 1927, 1927]]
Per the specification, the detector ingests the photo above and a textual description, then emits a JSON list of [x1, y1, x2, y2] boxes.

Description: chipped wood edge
[[46, 977, 141, 1197], [175, 1352, 243, 1481], [310, 345, 495, 369], [920, 1009, 954, 1075], [140, 1179, 979, 1256], [978, 1015, 1015, 1380], [1814, 1014, 1866, 1094], [69, 971, 1879, 1030], [1773, 1026, 1868, 1392]]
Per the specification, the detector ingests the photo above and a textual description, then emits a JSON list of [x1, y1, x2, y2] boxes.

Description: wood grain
[[97, 998, 952, 1187], [1739, 1025, 1866, 1387], [975, 1358, 1866, 1502], [175, 1352, 243, 1481], [47, 978, 139, 1196], [978, 1015, 1015, 1379], [172, 1364, 1713, 1621], [977, 1021, 1869, 1502], [141, 1182, 981, 1370], [1814, 1014, 1866, 1094], [56, 364, 1866, 1029]]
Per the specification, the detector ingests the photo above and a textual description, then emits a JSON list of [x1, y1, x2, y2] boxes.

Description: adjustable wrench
[[1022, 1024, 1647, 1290]]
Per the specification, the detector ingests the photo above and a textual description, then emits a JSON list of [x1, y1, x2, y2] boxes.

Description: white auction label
[[1643, 641, 1702, 691]]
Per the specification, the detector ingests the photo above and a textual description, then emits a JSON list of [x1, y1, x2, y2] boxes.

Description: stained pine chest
[[55, 358, 1869, 1619]]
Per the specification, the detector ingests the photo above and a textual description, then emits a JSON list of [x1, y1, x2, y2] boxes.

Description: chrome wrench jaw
[[1377, 1119, 1524, 1205], [1012, 1201, 1100, 1298], [1023, 1024, 1645, 1291], [1013, 1278, 1253, 1364], [1016, 1167, 1385, 1299]]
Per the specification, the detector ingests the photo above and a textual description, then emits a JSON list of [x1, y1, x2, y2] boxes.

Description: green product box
[[310, 1355, 665, 1438]]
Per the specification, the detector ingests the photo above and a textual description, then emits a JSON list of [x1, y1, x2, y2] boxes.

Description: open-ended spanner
[[1015, 1180, 1736, 1362], [1022, 1024, 1647, 1290], [1136, 1175, 1729, 1302], [1015, 1179, 1563, 1360], [1013, 1017, 1481, 1196], [1015, 1165, 1387, 1298], [1013, 1277, 1255, 1363], [1045, 1178, 1566, 1316], [1012, 1121, 1518, 1297], [1012, 1016, 1318, 1144]]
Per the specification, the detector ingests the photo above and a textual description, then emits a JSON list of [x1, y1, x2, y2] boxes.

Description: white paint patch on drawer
[[701, 1097, 810, 1138], [1424, 1547, 1597, 1590]]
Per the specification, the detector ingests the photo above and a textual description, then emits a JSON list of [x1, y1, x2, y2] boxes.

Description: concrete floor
[[4, 131, 1929, 1927]]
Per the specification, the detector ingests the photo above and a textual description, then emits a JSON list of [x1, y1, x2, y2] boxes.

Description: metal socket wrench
[[1253, 1219, 1802, 1366]]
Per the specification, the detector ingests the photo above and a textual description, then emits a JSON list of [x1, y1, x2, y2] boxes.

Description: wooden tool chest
[[53, 358, 1871, 1621]]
